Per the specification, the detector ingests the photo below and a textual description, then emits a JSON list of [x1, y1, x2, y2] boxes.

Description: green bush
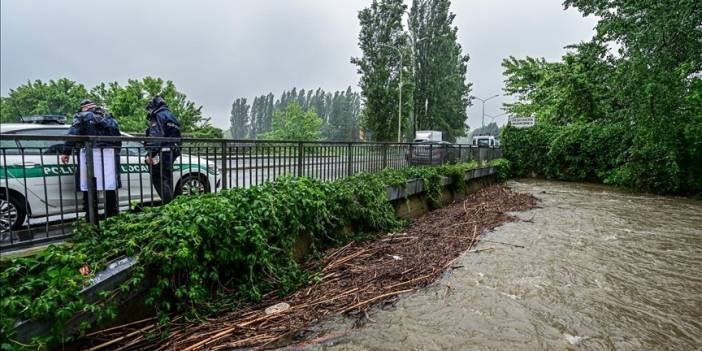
[[501, 122, 700, 195], [491, 159, 511, 183], [0, 162, 481, 349]]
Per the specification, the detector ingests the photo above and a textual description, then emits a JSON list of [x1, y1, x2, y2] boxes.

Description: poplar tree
[[352, 0, 413, 141], [229, 98, 250, 139], [409, 0, 471, 141]]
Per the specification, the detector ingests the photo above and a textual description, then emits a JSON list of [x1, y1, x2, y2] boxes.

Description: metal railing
[[0, 133, 502, 250]]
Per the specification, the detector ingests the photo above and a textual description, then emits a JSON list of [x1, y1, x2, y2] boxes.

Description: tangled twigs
[[82, 185, 537, 350]]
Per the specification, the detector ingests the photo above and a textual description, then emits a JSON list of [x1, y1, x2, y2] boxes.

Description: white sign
[[509, 116, 536, 128], [79, 148, 118, 191]]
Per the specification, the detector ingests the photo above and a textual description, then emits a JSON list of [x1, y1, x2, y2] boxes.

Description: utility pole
[[471, 94, 500, 130]]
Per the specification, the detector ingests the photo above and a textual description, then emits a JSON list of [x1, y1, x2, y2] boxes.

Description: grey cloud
[[1, 0, 596, 131]]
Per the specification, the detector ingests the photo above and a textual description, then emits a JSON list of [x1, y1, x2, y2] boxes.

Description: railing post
[[84, 141, 98, 226], [347, 142, 353, 176], [458, 144, 462, 163], [429, 143, 433, 166], [220, 140, 228, 189], [297, 142, 304, 177], [382, 144, 388, 169]]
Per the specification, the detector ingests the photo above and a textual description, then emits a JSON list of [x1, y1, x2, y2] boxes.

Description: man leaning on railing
[[60, 99, 122, 219], [144, 96, 181, 205]]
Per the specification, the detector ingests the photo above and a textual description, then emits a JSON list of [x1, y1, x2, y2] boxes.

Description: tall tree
[[564, 0, 702, 193], [502, 41, 620, 125], [352, 0, 413, 142], [0, 77, 213, 134], [0, 78, 89, 123], [261, 102, 323, 141], [228, 87, 362, 141], [229, 98, 250, 139], [409, 0, 471, 141], [325, 87, 362, 141], [90, 77, 209, 133], [503, 0, 701, 194]]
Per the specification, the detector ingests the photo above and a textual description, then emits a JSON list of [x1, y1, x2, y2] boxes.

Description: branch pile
[[84, 185, 537, 350]]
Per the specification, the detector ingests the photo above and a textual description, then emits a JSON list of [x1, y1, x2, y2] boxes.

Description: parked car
[[406, 141, 459, 165], [0, 123, 220, 231]]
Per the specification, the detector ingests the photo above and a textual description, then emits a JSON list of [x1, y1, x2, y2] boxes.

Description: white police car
[[1, 122, 220, 231]]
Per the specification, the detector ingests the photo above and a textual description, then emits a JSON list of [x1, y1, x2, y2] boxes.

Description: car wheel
[[0, 192, 27, 232], [176, 174, 210, 196]]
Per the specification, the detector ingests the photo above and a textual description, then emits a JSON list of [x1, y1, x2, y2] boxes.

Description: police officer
[[144, 96, 181, 205], [61, 99, 122, 219]]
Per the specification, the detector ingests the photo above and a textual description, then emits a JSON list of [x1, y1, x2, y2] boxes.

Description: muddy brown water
[[307, 179, 702, 351]]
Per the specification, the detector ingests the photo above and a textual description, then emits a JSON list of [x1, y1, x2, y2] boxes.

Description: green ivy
[[0, 161, 480, 350]]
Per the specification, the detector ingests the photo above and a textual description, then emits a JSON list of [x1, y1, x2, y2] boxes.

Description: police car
[[1, 120, 220, 231]]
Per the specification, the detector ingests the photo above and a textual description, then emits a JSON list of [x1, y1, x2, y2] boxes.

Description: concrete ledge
[[386, 166, 495, 201], [14, 256, 142, 342]]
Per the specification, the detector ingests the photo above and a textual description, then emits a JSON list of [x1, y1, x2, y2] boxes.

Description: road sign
[[509, 116, 536, 128]]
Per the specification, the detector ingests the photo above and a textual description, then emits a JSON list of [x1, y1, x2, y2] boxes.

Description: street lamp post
[[379, 43, 404, 143], [471, 94, 500, 129]]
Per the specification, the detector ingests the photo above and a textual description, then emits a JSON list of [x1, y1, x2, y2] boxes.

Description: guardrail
[[0, 133, 501, 250]]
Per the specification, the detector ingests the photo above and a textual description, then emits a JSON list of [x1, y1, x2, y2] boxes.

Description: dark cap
[[146, 96, 167, 111]]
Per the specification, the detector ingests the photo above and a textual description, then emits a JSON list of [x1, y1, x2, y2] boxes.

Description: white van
[[472, 135, 499, 148]]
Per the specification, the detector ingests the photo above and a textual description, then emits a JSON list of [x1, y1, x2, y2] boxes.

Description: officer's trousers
[[82, 190, 119, 219], [150, 150, 175, 205]]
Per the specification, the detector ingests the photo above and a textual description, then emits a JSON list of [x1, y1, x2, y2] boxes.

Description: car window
[[121, 140, 145, 156], [15, 128, 69, 155], [0, 137, 19, 156]]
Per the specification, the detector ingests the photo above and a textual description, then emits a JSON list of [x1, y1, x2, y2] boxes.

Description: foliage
[[186, 125, 224, 139], [260, 103, 323, 141], [352, 0, 413, 141], [0, 162, 482, 349], [0, 98, 11, 124], [502, 41, 619, 125], [501, 0, 701, 195], [228, 87, 361, 141], [324, 87, 363, 141], [0, 77, 215, 135], [90, 77, 211, 133], [0, 78, 90, 123], [229, 98, 251, 139], [468, 122, 500, 139], [352, 0, 472, 141], [491, 159, 511, 183], [409, 0, 472, 141]]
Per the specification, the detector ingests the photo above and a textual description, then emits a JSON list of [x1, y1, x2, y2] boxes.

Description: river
[[308, 179, 702, 350]]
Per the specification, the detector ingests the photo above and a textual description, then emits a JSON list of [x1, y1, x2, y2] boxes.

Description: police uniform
[[63, 104, 122, 218], [145, 97, 181, 205]]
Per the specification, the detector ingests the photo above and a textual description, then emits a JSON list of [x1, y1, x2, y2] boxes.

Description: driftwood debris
[[82, 185, 537, 350]]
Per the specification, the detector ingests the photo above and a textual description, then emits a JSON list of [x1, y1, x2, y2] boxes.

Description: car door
[[119, 139, 160, 206], [13, 128, 80, 217]]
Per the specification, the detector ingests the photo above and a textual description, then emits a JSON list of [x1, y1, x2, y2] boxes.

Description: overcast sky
[[1, 0, 597, 132]]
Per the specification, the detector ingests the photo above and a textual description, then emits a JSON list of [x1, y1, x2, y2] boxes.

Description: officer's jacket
[[63, 109, 122, 153], [145, 107, 181, 156], [63, 109, 122, 188]]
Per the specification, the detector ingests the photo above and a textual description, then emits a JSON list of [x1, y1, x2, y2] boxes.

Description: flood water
[[311, 179, 702, 351]]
